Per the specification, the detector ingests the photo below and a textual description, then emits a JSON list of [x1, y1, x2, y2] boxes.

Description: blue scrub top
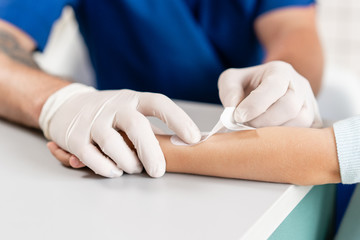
[[0, 0, 313, 103]]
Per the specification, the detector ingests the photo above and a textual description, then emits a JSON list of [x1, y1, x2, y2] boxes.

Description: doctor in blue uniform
[[0, 0, 323, 178]]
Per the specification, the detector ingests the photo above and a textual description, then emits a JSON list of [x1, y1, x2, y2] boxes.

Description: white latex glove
[[39, 83, 201, 178], [218, 61, 322, 128]]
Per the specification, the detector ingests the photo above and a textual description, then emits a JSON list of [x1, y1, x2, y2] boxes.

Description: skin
[[49, 127, 341, 186], [0, 6, 324, 176], [256, 6, 324, 94], [0, 20, 70, 128]]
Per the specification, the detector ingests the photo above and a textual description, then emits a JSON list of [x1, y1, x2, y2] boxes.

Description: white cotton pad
[[220, 107, 254, 130], [170, 107, 254, 146]]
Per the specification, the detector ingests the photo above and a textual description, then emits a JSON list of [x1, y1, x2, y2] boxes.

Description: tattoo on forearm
[[0, 30, 39, 69]]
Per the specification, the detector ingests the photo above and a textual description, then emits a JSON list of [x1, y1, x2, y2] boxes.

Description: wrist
[[33, 79, 70, 126], [38, 82, 96, 139]]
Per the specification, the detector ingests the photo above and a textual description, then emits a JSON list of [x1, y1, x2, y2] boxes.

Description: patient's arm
[[158, 127, 340, 185], [48, 127, 340, 185]]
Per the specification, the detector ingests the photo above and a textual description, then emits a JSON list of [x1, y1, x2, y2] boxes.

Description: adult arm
[[218, 6, 323, 129], [0, 19, 70, 127], [0, 19, 201, 178], [255, 5, 323, 94]]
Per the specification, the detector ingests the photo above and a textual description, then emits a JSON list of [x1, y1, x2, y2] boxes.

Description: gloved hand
[[218, 61, 322, 128], [39, 83, 201, 178]]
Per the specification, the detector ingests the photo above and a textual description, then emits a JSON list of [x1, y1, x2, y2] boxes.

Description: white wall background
[[35, 1, 360, 122], [317, 0, 360, 77], [316, 0, 360, 121]]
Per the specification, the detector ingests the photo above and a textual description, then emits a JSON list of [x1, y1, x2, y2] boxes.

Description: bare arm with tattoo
[[0, 20, 201, 178], [0, 19, 70, 127]]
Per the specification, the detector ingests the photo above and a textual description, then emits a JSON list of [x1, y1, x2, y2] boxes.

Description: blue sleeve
[[0, 0, 79, 51], [255, 0, 315, 18], [333, 116, 360, 184]]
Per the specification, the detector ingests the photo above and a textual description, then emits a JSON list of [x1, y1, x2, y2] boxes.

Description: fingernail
[[70, 156, 80, 168], [110, 169, 123, 178]]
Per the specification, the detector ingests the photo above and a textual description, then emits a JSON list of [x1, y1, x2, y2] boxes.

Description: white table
[[0, 101, 313, 240]]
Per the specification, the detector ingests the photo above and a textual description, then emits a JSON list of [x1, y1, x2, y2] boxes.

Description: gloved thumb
[[218, 68, 247, 107], [219, 87, 246, 107]]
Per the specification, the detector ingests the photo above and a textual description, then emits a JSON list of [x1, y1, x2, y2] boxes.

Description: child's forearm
[[53, 126, 341, 185], [158, 127, 340, 185]]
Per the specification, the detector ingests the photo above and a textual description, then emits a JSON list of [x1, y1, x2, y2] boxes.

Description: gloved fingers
[[77, 144, 124, 178], [282, 103, 314, 127], [218, 68, 247, 107], [234, 74, 289, 123], [90, 100, 143, 174], [137, 93, 201, 144], [284, 72, 323, 128], [115, 110, 166, 178], [245, 89, 304, 128], [91, 127, 143, 174], [47, 141, 85, 168], [282, 79, 322, 128]]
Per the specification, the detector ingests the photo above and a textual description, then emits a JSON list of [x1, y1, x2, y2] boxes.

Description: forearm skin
[[255, 6, 324, 95], [0, 20, 70, 128], [159, 127, 340, 185]]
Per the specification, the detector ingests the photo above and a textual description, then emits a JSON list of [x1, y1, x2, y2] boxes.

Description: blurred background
[[34, 0, 360, 123]]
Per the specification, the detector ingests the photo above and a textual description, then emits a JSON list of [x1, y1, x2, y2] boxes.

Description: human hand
[[218, 61, 322, 128], [40, 83, 201, 178], [47, 142, 85, 168], [46, 125, 165, 169]]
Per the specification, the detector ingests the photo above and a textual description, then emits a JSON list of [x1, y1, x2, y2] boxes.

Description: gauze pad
[[170, 107, 254, 146]]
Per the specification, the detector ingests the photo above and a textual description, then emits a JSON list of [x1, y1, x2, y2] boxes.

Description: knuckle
[[121, 89, 135, 94], [263, 75, 285, 86], [100, 139, 113, 154], [120, 89, 138, 99], [91, 125, 108, 141], [77, 149, 88, 163], [282, 98, 303, 118], [265, 62, 294, 83], [127, 118, 151, 135], [268, 60, 292, 71], [147, 93, 172, 107], [242, 100, 263, 115], [221, 68, 237, 77], [219, 68, 237, 85], [115, 110, 130, 124], [126, 120, 140, 133], [154, 93, 171, 104]]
